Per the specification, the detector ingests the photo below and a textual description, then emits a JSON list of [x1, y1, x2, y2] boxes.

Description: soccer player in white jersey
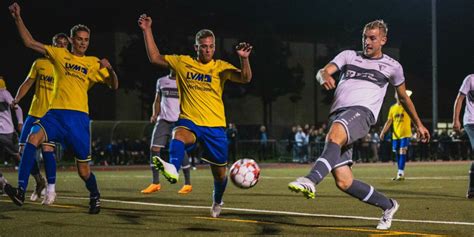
[[452, 74, 474, 199], [288, 20, 430, 230], [141, 70, 192, 194]]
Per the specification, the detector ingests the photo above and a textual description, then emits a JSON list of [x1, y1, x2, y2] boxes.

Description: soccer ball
[[229, 158, 261, 189]]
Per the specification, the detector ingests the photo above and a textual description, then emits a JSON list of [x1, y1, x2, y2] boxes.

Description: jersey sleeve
[[459, 75, 473, 95], [88, 60, 110, 83], [26, 60, 39, 80], [390, 63, 405, 86], [44, 45, 60, 62], [329, 50, 353, 71], [163, 55, 181, 70], [218, 60, 240, 81], [387, 105, 395, 120], [156, 78, 161, 94]]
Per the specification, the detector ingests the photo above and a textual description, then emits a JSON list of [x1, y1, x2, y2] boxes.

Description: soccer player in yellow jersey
[[139, 14, 252, 218], [380, 90, 413, 181], [12, 33, 69, 204], [6, 2, 118, 214]]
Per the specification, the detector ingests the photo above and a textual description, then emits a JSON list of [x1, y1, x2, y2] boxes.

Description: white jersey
[[156, 75, 180, 122], [329, 50, 405, 120], [458, 74, 474, 125]]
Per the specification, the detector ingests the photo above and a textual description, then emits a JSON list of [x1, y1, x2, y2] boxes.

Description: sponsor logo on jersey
[[65, 63, 88, 75], [186, 72, 212, 83]]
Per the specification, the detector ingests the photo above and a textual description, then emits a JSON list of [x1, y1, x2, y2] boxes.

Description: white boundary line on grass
[[63, 196, 474, 226]]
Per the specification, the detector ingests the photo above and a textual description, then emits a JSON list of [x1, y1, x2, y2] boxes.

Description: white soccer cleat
[[376, 199, 400, 230], [288, 177, 316, 199], [42, 191, 57, 205], [210, 202, 223, 218], [152, 156, 179, 184], [30, 177, 47, 201]]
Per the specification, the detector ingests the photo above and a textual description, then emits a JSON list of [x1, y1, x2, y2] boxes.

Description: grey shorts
[[150, 119, 175, 148], [328, 106, 375, 168], [0, 132, 19, 158]]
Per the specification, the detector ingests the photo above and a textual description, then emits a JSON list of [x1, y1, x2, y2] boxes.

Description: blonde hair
[[0, 77, 6, 89], [70, 24, 90, 38], [364, 20, 388, 36], [195, 29, 215, 44]]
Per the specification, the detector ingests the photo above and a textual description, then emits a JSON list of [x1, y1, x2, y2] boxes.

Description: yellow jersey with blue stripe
[[44, 45, 109, 114], [164, 55, 239, 127], [26, 58, 55, 117], [388, 103, 412, 139]]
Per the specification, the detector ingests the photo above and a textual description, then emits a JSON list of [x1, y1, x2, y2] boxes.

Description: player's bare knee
[[399, 148, 407, 155], [150, 146, 161, 153], [335, 178, 352, 191], [173, 128, 195, 144], [27, 125, 45, 146], [76, 162, 91, 180], [326, 123, 347, 146], [42, 144, 54, 152]]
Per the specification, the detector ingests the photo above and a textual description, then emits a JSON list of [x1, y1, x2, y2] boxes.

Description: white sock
[[398, 170, 404, 176], [47, 184, 56, 193]]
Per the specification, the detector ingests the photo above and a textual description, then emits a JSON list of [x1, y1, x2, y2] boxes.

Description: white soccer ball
[[229, 158, 261, 189]]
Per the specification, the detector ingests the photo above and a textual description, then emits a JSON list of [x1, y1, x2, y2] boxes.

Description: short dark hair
[[52, 33, 68, 44], [70, 24, 90, 38]]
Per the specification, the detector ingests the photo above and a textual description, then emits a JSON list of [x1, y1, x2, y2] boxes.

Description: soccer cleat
[[152, 156, 179, 184], [141, 183, 161, 194], [178, 185, 192, 194], [376, 199, 400, 230], [89, 195, 101, 214], [288, 177, 316, 199], [392, 175, 405, 181], [42, 191, 57, 205], [4, 184, 25, 206], [210, 202, 223, 218], [30, 177, 47, 201]]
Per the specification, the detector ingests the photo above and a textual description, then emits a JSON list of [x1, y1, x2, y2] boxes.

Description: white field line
[[61, 196, 474, 227]]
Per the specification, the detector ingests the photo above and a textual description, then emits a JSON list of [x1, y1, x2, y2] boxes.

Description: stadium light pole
[[432, 0, 438, 133]]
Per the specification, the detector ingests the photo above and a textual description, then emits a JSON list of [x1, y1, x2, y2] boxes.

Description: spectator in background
[[369, 127, 380, 162], [287, 126, 297, 161], [294, 125, 308, 163], [0, 76, 23, 169], [226, 123, 238, 163], [258, 125, 268, 161]]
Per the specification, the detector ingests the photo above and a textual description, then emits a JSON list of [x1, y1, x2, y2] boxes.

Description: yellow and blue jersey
[[26, 58, 55, 118], [388, 103, 412, 139], [163, 55, 239, 127], [44, 45, 110, 114]]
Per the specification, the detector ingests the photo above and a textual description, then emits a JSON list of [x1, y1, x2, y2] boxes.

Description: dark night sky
[[1, 0, 473, 122]]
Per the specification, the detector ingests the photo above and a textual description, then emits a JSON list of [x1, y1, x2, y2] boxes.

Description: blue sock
[[398, 154, 406, 171], [85, 173, 100, 198], [213, 177, 228, 204], [42, 151, 56, 184], [18, 143, 38, 190], [169, 139, 185, 171], [30, 159, 40, 176]]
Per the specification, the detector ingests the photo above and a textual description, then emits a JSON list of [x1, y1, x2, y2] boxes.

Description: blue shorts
[[37, 109, 91, 162], [175, 119, 228, 166], [19, 115, 57, 147], [19, 115, 40, 144], [392, 137, 410, 152]]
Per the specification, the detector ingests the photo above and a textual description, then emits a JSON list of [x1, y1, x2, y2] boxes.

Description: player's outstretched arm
[[395, 84, 430, 142], [100, 58, 119, 90], [12, 76, 35, 108], [138, 14, 169, 68], [452, 92, 465, 133], [316, 63, 338, 90], [226, 42, 253, 83], [8, 3, 46, 55]]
